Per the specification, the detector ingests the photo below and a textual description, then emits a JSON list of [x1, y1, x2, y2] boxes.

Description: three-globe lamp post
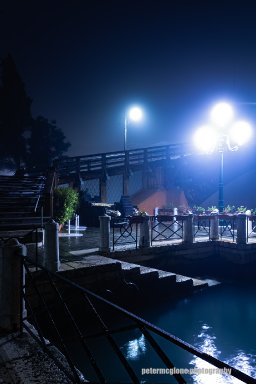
[[194, 102, 253, 212]]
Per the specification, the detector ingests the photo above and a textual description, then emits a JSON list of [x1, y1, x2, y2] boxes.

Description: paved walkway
[[0, 325, 80, 384]]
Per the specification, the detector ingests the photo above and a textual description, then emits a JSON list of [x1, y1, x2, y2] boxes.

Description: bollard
[[154, 207, 159, 224], [246, 210, 252, 237], [236, 214, 247, 244], [44, 220, 60, 272], [210, 214, 219, 240], [139, 216, 150, 248], [173, 207, 178, 232], [0, 239, 27, 332], [183, 214, 194, 243], [99, 215, 111, 253], [68, 219, 71, 234]]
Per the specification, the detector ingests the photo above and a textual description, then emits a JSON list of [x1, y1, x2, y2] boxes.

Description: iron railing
[[193, 215, 211, 240], [110, 214, 254, 250], [219, 215, 236, 241], [21, 256, 256, 384], [111, 216, 142, 250], [151, 215, 184, 244]]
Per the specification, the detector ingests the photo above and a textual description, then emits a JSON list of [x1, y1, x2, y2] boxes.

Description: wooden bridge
[[57, 143, 193, 178], [56, 143, 194, 202]]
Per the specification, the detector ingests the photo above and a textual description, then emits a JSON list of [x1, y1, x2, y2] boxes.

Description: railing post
[[173, 207, 178, 232], [139, 216, 150, 248], [236, 214, 247, 244], [44, 220, 60, 272], [99, 215, 111, 254], [210, 214, 219, 240], [246, 210, 252, 241], [0, 239, 26, 332], [183, 214, 194, 243]]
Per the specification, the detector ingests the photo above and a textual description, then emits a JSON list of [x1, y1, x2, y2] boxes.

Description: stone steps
[[0, 175, 46, 231], [59, 255, 208, 297]]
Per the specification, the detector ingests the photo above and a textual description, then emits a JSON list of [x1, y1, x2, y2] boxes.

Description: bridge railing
[[56, 143, 193, 177]]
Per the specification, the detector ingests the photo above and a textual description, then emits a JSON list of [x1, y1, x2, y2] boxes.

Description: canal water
[[58, 233, 256, 383]]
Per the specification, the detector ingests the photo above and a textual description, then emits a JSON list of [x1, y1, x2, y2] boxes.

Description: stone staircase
[[59, 255, 208, 303], [0, 175, 49, 231]]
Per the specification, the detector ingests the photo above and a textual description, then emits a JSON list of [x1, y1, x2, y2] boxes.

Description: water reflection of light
[[190, 324, 256, 383], [226, 352, 256, 381], [122, 334, 146, 360]]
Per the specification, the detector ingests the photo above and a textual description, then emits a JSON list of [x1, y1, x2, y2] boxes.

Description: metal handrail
[[21, 256, 256, 384]]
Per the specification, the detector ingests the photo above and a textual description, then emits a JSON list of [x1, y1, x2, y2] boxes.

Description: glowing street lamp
[[124, 106, 143, 151], [194, 102, 253, 212]]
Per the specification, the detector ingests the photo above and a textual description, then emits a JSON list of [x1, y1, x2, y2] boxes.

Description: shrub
[[224, 205, 236, 213], [207, 206, 218, 212], [236, 205, 247, 213], [193, 205, 205, 214], [54, 187, 79, 225]]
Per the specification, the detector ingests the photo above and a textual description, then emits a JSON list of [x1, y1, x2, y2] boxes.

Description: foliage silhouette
[[0, 54, 71, 171], [27, 116, 70, 171], [0, 54, 32, 168]]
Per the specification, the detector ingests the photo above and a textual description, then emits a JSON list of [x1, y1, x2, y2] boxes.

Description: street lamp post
[[219, 149, 224, 213], [122, 106, 143, 196], [124, 106, 143, 151], [124, 113, 128, 152], [194, 102, 253, 212]]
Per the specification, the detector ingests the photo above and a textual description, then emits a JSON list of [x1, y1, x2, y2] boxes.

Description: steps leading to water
[[58, 255, 208, 303]]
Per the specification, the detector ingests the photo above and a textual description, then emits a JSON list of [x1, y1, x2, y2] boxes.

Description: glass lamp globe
[[210, 102, 234, 129]]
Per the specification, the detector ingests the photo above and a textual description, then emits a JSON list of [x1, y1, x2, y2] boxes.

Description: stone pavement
[[0, 323, 85, 384]]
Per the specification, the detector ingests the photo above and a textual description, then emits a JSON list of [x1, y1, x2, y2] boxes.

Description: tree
[[0, 54, 32, 168], [27, 116, 71, 171], [0, 54, 71, 172]]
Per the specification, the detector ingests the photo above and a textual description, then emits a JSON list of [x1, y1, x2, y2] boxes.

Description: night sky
[[1, 0, 256, 156]]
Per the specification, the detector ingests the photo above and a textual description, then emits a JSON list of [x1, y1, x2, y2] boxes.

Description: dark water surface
[[63, 281, 256, 383]]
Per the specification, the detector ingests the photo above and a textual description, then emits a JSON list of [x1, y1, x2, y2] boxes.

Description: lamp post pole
[[218, 150, 224, 213], [124, 113, 127, 152], [123, 113, 128, 195], [122, 106, 143, 195]]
